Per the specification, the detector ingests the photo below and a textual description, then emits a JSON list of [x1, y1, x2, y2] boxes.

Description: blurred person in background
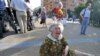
[[3, 0, 18, 34], [11, 0, 28, 33], [80, 2, 92, 35], [0, 0, 6, 39], [40, 7, 47, 28], [25, 0, 34, 31], [52, 1, 64, 22]]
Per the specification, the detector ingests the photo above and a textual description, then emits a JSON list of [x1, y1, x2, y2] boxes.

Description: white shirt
[[4, 0, 8, 7], [25, 2, 33, 11], [10, 0, 28, 12], [80, 8, 91, 18]]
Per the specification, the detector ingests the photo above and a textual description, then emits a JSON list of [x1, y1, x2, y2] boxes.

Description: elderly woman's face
[[52, 26, 61, 38]]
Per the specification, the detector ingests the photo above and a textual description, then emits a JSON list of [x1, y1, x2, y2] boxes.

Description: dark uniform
[[4, 0, 18, 34], [0, 0, 6, 39]]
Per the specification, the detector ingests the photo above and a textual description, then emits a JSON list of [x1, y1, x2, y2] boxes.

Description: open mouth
[[56, 32, 60, 35]]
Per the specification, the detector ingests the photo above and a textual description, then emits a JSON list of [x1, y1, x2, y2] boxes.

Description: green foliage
[[90, 0, 100, 27], [74, 4, 85, 18], [74, 4, 85, 24]]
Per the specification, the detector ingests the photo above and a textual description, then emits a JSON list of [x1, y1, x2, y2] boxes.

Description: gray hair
[[49, 23, 64, 33]]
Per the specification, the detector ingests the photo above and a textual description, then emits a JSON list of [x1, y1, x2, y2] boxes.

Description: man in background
[[11, 0, 28, 33], [80, 2, 92, 35]]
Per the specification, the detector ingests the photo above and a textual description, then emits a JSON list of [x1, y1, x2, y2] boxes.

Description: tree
[[90, 0, 100, 27], [74, 3, 85, 23], [74, 3, 85, 18]]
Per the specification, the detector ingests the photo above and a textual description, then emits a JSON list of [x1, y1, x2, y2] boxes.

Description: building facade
[[66, 0, 87, 11], [42, 0, 87, 14]]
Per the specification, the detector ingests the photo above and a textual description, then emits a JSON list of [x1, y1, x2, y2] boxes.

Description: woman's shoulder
[[40, 37, 53, 48], [61, 37, 68, 45], [44, 37, 53, 43], [61, 37, 65, 41], [41, 37, 52, 44]]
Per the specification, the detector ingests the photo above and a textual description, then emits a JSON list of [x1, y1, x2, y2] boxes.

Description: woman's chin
[[55, 34, 60, 37]]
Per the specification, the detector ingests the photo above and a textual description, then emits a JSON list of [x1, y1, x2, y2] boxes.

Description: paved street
[[0, 19, 100, 56]]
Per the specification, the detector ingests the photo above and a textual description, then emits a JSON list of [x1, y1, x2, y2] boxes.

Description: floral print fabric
[[40, 37, 75, 56]]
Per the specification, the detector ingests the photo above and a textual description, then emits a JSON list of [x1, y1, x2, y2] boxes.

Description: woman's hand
[[63, 46, 69, 56]]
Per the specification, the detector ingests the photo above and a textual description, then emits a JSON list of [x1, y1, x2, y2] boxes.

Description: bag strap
[[83, 8, 86, 17]]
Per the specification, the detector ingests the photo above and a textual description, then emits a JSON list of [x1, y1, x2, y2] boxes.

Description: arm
[[80, 9, 85, 19], [24, 2, 33, 11], [61, 38, 69, 56], [63, 46, 69, 56]]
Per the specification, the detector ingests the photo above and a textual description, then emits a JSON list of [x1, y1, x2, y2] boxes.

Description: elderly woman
[[40, 23, 75, 56], [40, 23, 94, 56]]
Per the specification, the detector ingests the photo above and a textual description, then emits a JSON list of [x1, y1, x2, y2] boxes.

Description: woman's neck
[[51, 33, 59, 39]]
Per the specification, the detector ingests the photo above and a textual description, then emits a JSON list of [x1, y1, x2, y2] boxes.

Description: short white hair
[[49, 23, 64, 33], [58, 2, 63, 8]]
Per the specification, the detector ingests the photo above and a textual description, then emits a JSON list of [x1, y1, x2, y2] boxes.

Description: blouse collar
[[47, 33, 63, 41]]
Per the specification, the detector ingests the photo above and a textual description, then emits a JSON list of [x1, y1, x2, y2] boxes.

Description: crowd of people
[[0, 0, 92, 38], [0, 0, 67, 39], [0, 0, 50, 39], [0, 0, 41, 39]]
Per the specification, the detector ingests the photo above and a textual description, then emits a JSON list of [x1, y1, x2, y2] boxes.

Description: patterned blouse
[[40, 37, 75, 56]]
